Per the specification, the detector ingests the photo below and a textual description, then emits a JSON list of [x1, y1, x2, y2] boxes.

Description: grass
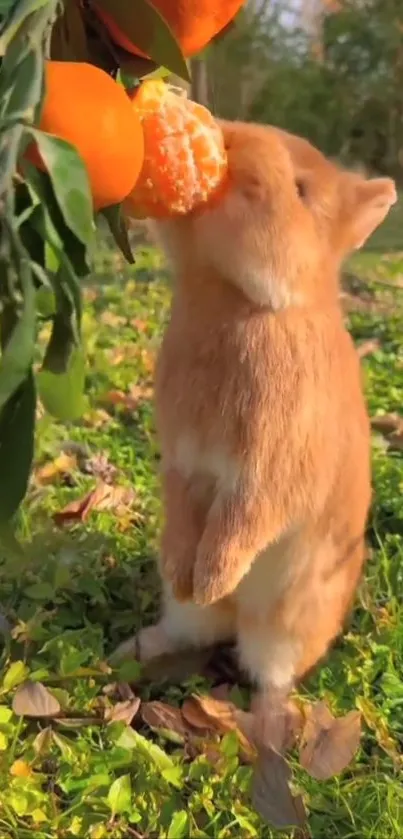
[[0, 218, 402, 839]]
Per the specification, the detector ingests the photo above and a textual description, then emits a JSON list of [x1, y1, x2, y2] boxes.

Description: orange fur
[[117, 122, 396, 695]]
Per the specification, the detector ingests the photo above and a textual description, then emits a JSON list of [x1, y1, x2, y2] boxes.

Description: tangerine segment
[[31, 61, 144, 211], [125, 80, 227, 219]]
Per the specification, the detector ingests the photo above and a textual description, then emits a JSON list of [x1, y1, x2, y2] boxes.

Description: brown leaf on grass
[[130, 318, 148, 332], [299, 701, 361, 781], [100, 311, 127, 328], [139, 348, 156, 375], [181, 697, 211, 733], [387, 431, 403, 452], [53, 481, 135, 525], [252, 746, 307, 829], [182, 694, 256, 762], [371, 412, 403, 435], [141, 701, 187, 739], [102, 681, 136, 701], [101, 384, 153, 413], [13, 681, 61, 718], [34, 453, 77, 485], [129, 383, 154, 402], [101, 389, 138, 410], [248, 695, 305, 754], [84, 408, 112, 429], [82, 452, 118, 483], [104, 697, 141, 726], [33, 726, 53, 755], [357, 338, 381, 359]]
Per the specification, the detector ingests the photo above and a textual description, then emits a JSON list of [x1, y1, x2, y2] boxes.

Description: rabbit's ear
[[348, 177, 397, 250]]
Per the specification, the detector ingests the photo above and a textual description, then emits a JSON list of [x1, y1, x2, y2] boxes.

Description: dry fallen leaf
[[249, 694, 305, 753], [35, 453, 77, 485], [182, 694, 256, 762], [130, 383, 154, 402], [33, 726, 53, 755], [53, 481, 135, 525], [82, 452, 118, 483], [141, 701, 187, 738], [387, 431, 403, 451], [104, 697, 141, 726], [130, 318, 148, 332], [100, 311, 127, 328], [84, 408, 112, 429], [101, 384, 153, 413], [371, 412, 403, 435], [12, 681, 61, 718], [181, 697, 211, 733], [252, 746, 307, 829], [299, 701, 361, 781]]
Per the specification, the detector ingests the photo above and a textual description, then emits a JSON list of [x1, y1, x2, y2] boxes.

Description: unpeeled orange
[[94, 0, 246, 59], [124, 80, 228, 219], [29, 61, 144, 211]]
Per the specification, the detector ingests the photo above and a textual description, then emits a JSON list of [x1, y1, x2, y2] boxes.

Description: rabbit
[[115, 121, 396, 710]]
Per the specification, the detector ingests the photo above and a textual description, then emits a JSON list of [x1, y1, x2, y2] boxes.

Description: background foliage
[[205, 0, 403, 181]]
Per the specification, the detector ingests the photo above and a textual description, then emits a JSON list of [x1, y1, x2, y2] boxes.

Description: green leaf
[[107, 774, 132, 816], [0, 706, 13, 723], [9, 791, 28, 817], [27, 129, 94, 246], [95, 0, 189, 81], [116, 659, 142, 683], [0, 372, 36, 521], [0, 40, 42, 128], [25, 165, 92, 278], [0, 260, 36, 411], [102, 204, 135, 264], [0, 0, 57, 54], [49, 0, 89, 63], [24, 581, 55, 600], [0, 0, 18, 17], [36, 286, 56, 317], [41, 305, 77, 374], [37, 343, 87, 421], [3, 660, 29, 691], [167, 810, 189, 839], [52, 731, 76, 760], [115, 727, 182, 786]]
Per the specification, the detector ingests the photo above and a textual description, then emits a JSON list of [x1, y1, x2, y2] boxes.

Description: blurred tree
[[205, 0, 403, 180]]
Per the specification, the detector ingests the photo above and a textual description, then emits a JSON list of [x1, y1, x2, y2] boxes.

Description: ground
[[0, 209, 401, 839]]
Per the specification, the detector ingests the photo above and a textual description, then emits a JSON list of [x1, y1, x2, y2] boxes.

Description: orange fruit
[[124, 80, 228, 219], [29, 61, 144, 211], [94, 0, 246, 58]]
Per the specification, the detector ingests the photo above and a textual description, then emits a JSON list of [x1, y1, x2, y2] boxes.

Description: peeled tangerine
[[125, 80, 228, 219]]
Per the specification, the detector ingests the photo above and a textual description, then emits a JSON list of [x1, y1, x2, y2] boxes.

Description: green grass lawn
[[0, 222, 402, 839]]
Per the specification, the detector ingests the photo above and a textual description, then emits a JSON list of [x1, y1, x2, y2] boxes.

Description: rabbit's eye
[[296, 180, 307, 200]]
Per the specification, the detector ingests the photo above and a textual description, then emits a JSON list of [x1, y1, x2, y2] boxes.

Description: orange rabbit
[[116, 122, 396, 711]]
